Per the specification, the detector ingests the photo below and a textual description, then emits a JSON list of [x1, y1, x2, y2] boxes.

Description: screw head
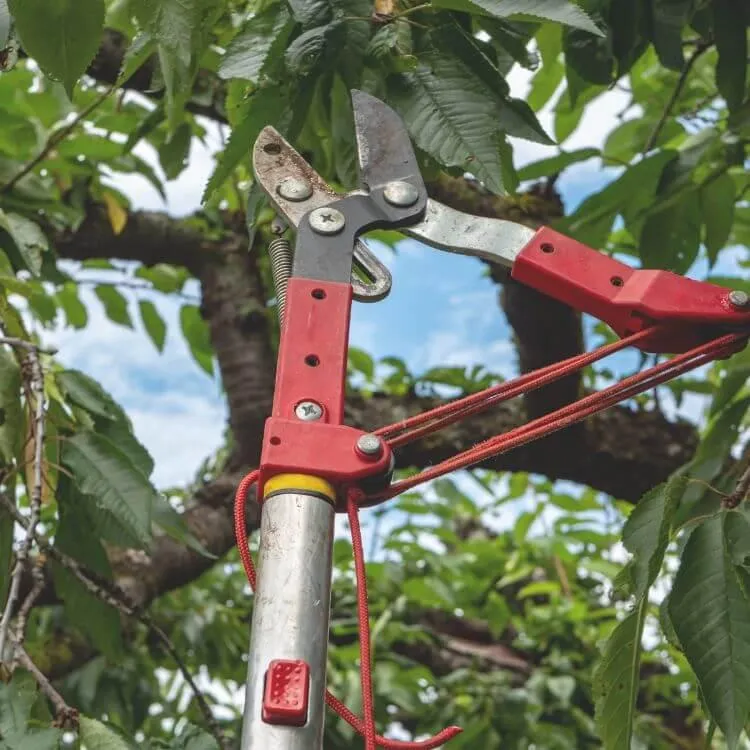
[[356, 434, 383, 458], [295, 401, 323, 421], [729, 290, 750, 309], [277, 177, 313, 202], [383, 181, 419, 208], [309, 207, 346, 235]]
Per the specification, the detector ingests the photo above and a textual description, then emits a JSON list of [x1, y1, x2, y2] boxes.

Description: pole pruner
[[235, 91, 750, 750]]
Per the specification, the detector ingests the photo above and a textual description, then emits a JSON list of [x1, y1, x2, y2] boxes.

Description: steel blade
[[352, 89, 422, 191]]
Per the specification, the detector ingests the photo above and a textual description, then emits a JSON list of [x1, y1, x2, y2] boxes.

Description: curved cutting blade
[[352, 89, 423, 192]]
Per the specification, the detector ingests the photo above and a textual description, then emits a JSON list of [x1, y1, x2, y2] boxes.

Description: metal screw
[[383, 181, 419, 208], [309, 207, 345, 235], [295, 401, 323, 421], [277, 176, 312, 202], [729, 290, 750, 309], [356, 434, 383, 458]]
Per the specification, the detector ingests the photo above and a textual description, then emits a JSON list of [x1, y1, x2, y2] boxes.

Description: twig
[[643, 42, 711, 153], [0, 340, 46, 660], [1, 85, 115, 194], [14, 642, 79, 729], [723, 460, 750, 509], [0, 493, 230, 749], [12, 558, 46, 649]]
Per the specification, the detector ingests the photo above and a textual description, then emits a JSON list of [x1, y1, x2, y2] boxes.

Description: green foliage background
[[0, 0, 748, 748]]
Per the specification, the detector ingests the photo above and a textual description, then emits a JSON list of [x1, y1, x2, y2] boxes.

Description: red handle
[[511, 227, 750, 353]]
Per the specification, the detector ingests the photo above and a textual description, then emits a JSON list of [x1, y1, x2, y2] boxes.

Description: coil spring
[[268, 236, 293, 326]]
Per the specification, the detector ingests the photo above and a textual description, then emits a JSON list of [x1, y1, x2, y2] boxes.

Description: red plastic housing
[[258, 278, 392, 498], [512, 227, 750, 353], [262, 659, 310, 726]]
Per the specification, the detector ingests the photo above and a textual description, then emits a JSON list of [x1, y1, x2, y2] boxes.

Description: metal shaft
[[241, 492, 335, 750]]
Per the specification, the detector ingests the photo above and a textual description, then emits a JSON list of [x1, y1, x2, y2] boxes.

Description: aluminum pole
[[241, 491, 335, 750]]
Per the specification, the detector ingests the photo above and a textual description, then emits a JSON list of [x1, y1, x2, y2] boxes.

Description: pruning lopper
[[237, 91, 750, 750]]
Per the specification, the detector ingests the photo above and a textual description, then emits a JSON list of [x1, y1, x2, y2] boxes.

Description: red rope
[[234, 327, 747, 746], [234, 473, 462, 748]]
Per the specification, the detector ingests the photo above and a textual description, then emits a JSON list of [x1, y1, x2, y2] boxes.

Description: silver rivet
[[383, 181, 419, 207], [729, 290, 750, 309], [277, 177, 313, 202], [309, 207, 345, 235], [295, 401, 323, 421], [356, 434, 382, 457]]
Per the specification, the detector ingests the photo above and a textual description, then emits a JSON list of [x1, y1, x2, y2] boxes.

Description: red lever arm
[[512, 227, 750, 353]]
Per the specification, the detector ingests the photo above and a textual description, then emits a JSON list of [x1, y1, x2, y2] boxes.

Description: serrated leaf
[[179, 304, 213, 376], [0, 345, 21, 463], [119, 31, 156, 86], [203, 85, 289, 202], [56, 369, 126, 422], [56, 283, 88, 329], [712, 0, 747, 112], [0, 672, 61, 749], [700, 173, 735, 266], [639, 188, 701, 273], [669, 513, 750, 749], [388, 49, 507, 194], [517, 147, 599, 181], [8, 0, 105, 96], [622, 474, 685, 598], [431, 0, 601, 35], [158, 122, 192, 180], [0, 211, 48, 276], [62, 429, 156, 549], [593, 604, 646, 750], [96, 419, 154, 478], [52, 476, 123, 659], [218, 5, 293, 82], [94, 284, 133, 328], [138, 299, 167, 353], [79, 716, 133, 750]]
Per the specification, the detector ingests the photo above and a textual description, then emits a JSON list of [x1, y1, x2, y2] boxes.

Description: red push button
[[262, 659, 310, 726]]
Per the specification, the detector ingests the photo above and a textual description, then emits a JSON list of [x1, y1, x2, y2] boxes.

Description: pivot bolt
[[277, 177, 312, 202], [309, 208, 345, 235], [356, 434, 383, 459], [383, 181, 419, 207], [729, 290, 750, 309], [295, 401, 323, 421]]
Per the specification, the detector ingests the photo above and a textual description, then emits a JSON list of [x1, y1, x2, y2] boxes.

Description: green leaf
[[622, 474, 685, 598], [700, 173, 735, 266], [712, 0, 748, 112], [527, 23, 563, 111], [349, 347, 374, 379], [651, 0, 691, 71], [56, 369, 126, 422], [638, 189, 701, 273], [135, 263, 187, 293], [0, 211, 48, 276], [388, 49, 507, 194], [203, 85, 289, 202], [52, 476, 123, 659], [8, 0, 105, 96], [602, 118, 683, 163], [56, 283, 88, 329], [62, 429, 156, 549], [152, 495, 217, 559], [171, 724, 220, 750], [517, 148, 599, 181], [94, 285, 133, 328], [593, 604, 646, 750], [0, 671, 61, 749], [563, 14, 614, 86], [0, 345, 21, 463], [158, 122, 192, 180], [138, 299, 167, 353], [96, 419, 154, 478], [79, 716, 133, 750], [179, 304, 213, 376], [430, 0, 601, 35], [218, 5, 293, 82], [0, 501, 12, 607], [669, 513, 750, 749]]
